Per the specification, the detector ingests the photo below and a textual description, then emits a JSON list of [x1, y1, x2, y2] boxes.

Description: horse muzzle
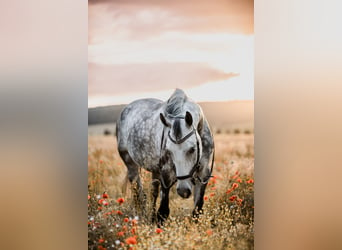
[[177, 186, 192, 199]]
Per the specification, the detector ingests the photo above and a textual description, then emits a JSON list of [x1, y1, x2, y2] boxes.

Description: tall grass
[[88, 134, 254, 249]]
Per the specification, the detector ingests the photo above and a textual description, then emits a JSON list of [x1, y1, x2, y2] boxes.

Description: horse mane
[[165, 89, 188, 117]]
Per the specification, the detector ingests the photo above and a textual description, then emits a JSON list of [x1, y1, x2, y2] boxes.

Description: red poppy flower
[[117, 198, 125, 205], [124, 218, 129, 223], [99, 160, 104, 164], [102, 193, 109, 199], [98, 246, 106, 250], [131, 227, 136, 234], [229, 195, 237, 201], [116, 210, 123, 215], [98, 207, 103, 211], [237, 178, 242, 183], [98, 238, 105, 243], [156, 228, 163, 234], [232, 183, 239, 189], [131, 219, 138, 226], [102, 200, 109, 206], [88, 194, 90, 200], [125, 237, 137, 245], [247, 179, 254, 184], [204, 196, 208, 201], [206, 229, 213, 236], [226, 188, 232, 194], [210, 192, 215, 197], [117, 231, 124, 237]]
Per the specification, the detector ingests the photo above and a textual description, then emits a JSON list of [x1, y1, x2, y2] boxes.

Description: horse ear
[[185, 111, 193, 127], [197, 117, 203, 134], [160, 113, 170, 127]]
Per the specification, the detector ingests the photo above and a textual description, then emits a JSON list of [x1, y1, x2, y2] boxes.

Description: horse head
[[160, 111, 203, 198]]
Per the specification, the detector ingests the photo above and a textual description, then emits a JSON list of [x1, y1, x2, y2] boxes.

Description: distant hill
[[88, 101, 254, 133]]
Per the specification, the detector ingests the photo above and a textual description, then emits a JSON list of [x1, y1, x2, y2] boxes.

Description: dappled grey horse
[[116, 89, 214, 224]]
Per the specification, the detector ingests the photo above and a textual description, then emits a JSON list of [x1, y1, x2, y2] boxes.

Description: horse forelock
[[173, 119, 182, 140]]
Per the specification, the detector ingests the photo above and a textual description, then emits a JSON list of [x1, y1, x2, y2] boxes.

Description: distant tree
[[234, 128, 240, 134], [244, 129, 251, 134], [216, 128, 222, 134], [103, 129, 111, 136]]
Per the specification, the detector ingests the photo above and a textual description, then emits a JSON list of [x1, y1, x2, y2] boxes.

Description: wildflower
[[125, 237, 137, 245], [237, 198, 243, 205], [96, 195, 101, 199], [134, 216, 139, 220], [131, 227, 136, 234], [102, 192, 109, 199], [88, 194, 90, 200], [117, 231, 124, 237], [247, 179, 254, 184], [232, 183, 239, 189], [237, 178, 242, 183], [229, 195, 237, 201], [98, 246, 106, 250], [117, 197, 125, 205], [204, 196, 208, 201], [124, 217, 129, 223], [210, 192, 215, 197], [116, 210, 123, 215], [211, 187, 217, 191], [98, 207, 103, 211], [206, 229, 213, 236], [131, 219, 138, 226], [156, 228, 163, 234], [99, 160, 103, 164], [235, 171, 239, 175], [98, 238, 105, 243], [115, 240, 121, 245], [231, 175, 238, 179], [98, 199, 104, 205], [226, 188, 232, 194]]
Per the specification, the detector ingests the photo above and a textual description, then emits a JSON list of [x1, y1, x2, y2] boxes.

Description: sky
[[88, 0, 254, 107]]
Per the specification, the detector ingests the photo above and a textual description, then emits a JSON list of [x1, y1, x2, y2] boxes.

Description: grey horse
[[116, 89, 214, 224]]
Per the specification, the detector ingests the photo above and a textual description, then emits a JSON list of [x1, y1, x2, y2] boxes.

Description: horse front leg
[[151, 172, 160, 223], [192, 181, 207, 218], [157, 186, 170, 226]]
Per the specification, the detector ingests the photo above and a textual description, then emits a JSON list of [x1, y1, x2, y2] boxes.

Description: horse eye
[[187, 147, 195, 155]]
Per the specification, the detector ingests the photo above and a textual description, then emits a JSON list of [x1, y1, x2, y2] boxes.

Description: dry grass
[[88, 134, 254, 249]]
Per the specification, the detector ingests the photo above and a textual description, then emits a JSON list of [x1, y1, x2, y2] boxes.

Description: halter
[[168, 126, 201, 181], [158, 115, 214, 189]]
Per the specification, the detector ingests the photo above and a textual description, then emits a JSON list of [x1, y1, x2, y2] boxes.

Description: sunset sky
[[88, 0, 253, 107]]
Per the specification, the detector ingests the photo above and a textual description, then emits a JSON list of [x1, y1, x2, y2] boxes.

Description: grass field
[[88, 133, 254, 249]]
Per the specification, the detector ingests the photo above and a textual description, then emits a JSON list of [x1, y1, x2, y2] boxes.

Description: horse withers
[[116, 89, 214, 224]]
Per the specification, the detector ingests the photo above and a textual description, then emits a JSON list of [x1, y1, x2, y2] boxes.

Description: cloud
[[89, 0, 253, 43], [88, 62, 239, 95]]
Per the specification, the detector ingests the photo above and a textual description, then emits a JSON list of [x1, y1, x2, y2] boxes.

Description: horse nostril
[[177, 187, 191, 199]]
